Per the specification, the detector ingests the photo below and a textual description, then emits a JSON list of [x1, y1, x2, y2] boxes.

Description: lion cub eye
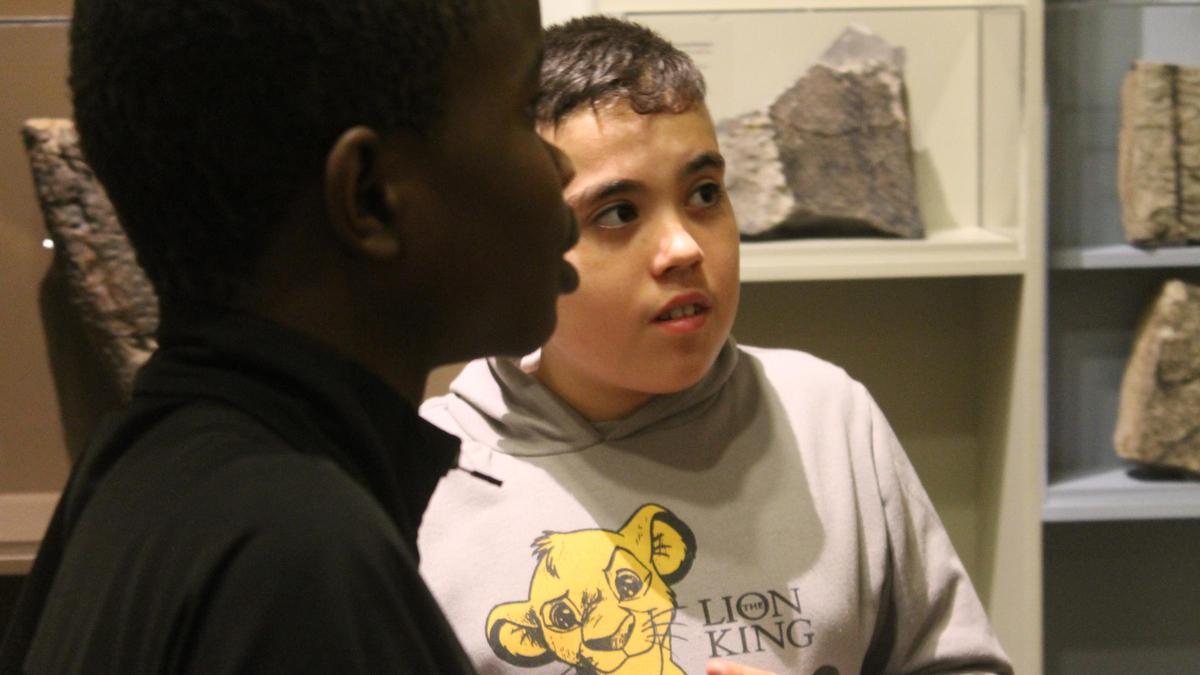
[[614, 569, 644, 600], [549, 602, 579, 630]]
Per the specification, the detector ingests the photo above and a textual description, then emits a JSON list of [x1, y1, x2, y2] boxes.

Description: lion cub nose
[[583, 614, 636, 651]]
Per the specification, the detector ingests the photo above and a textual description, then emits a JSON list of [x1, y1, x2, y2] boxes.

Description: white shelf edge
[[1050, 243, 1200, 270], [1043, 467, 1200, 522], [0, 491, 58, 575], [740, 227, 1025, 281]]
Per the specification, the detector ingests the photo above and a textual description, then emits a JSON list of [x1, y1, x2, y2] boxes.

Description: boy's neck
[[533, 350, 654, 422]]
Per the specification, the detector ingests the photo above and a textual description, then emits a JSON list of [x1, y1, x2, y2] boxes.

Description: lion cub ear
[[486, 601, 555, 667], [620, 504, 697, 585]]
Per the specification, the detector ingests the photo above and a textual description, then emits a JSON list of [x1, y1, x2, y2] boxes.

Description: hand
[[706, 658, 778, 675]]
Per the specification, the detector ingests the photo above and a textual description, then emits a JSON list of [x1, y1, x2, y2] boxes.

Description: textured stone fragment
[[715, 111, 794, 236], [22, 119, 159, 399], [1114, 280, 1200, 474], [718, 25, 923, 240], [1118, 61, 1200, 247]]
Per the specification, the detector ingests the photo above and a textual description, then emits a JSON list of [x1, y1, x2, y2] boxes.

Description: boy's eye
[[687, 181, 723, 208], [594, 202, 639, 230]]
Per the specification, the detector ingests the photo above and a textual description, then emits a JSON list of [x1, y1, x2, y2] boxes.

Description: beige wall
[[1, 4, 72, 494]]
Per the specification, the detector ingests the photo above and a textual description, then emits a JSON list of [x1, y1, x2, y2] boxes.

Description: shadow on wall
[[39, 266, 126, 461]]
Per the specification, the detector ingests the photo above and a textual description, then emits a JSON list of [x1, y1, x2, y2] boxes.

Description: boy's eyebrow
[[682, 151, 725, 177], [566, 179, 646, 209], [566, 152, 725, 208]]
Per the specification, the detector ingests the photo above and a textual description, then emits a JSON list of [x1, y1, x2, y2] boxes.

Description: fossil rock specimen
[[1114, 279, 1200, 474], [1118, 61, 1200, 247], [23, 118, 159, 399], [716, 111, 794, 236], [718, 25, 923, 240]]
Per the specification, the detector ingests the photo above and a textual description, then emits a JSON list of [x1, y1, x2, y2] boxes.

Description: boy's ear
[[324, 126, 404, 260]]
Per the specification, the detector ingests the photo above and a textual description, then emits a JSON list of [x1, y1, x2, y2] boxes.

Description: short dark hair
[[70, 0, 484, 307], [537, 16, 706, 128]]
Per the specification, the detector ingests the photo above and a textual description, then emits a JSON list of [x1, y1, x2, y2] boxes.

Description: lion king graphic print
[[485, 504, 696, 674]]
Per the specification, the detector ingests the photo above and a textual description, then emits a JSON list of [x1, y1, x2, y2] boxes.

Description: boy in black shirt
[[0, 0, 577, 672]]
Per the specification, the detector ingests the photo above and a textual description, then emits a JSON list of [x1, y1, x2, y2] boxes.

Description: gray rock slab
[[720, 25, 923, 240], [715, 111, 794, 236]]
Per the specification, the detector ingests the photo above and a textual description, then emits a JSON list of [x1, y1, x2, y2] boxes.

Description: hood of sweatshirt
[[432, 338, 741, 456]]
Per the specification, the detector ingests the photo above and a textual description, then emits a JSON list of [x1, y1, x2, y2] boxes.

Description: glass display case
[[613, 1, 1032, 280]]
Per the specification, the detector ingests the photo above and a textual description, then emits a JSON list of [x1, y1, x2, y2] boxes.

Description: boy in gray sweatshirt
[[418, 16, 1012, 675]]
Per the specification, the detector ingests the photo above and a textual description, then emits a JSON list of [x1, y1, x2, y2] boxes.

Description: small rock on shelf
[[1118, 60, 1200, 247], [1114, 279, 1200, 475]]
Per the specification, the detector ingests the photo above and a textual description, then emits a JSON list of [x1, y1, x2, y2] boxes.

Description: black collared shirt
[[2, 310, 475, 674]]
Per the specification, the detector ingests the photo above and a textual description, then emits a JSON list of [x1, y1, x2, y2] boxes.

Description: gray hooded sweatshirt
[[418, 340, 1012, 675]]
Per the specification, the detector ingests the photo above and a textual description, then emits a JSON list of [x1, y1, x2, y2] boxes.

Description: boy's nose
[[652, 216, 704, 278]]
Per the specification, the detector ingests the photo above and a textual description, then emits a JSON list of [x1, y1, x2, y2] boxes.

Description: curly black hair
[[70, 0, 484, 307], [536, 16, 706, 128]]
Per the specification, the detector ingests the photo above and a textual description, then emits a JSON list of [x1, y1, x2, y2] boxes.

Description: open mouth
[[655, 303, 708, 322]]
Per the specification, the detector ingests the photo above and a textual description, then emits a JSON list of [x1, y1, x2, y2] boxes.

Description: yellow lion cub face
[[486, 504, 696, 674]]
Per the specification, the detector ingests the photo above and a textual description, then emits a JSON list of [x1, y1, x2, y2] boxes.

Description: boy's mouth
[[653, 293, 712, 323], [655, 303, 707, 322]]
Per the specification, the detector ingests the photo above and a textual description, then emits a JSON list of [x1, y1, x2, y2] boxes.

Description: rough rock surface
[[715, 111, 794, 236], [719, 25, 923, 240], [22, 119, 159, 399], [1114, 279, 1200, 474], [1118, 61, 1200, 247]]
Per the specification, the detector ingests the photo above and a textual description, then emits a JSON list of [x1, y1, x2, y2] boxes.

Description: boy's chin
[[645, 359, 720, 395]]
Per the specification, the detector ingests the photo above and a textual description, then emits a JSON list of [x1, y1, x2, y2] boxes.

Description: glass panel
[[629, 6, 1026, 238]]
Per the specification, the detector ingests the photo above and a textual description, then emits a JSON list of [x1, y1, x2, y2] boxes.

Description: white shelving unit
[[1044, 1, 1200, 672], [595, 2, 1047, 672]]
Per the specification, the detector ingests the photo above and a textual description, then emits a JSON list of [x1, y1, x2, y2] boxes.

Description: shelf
[[0, 491, 57, 575], [1048, 1, 1200, 9], [1044, 467, 1200, 522], [1051, 244, 1200, 270], [740, 227, 1023, 281]]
